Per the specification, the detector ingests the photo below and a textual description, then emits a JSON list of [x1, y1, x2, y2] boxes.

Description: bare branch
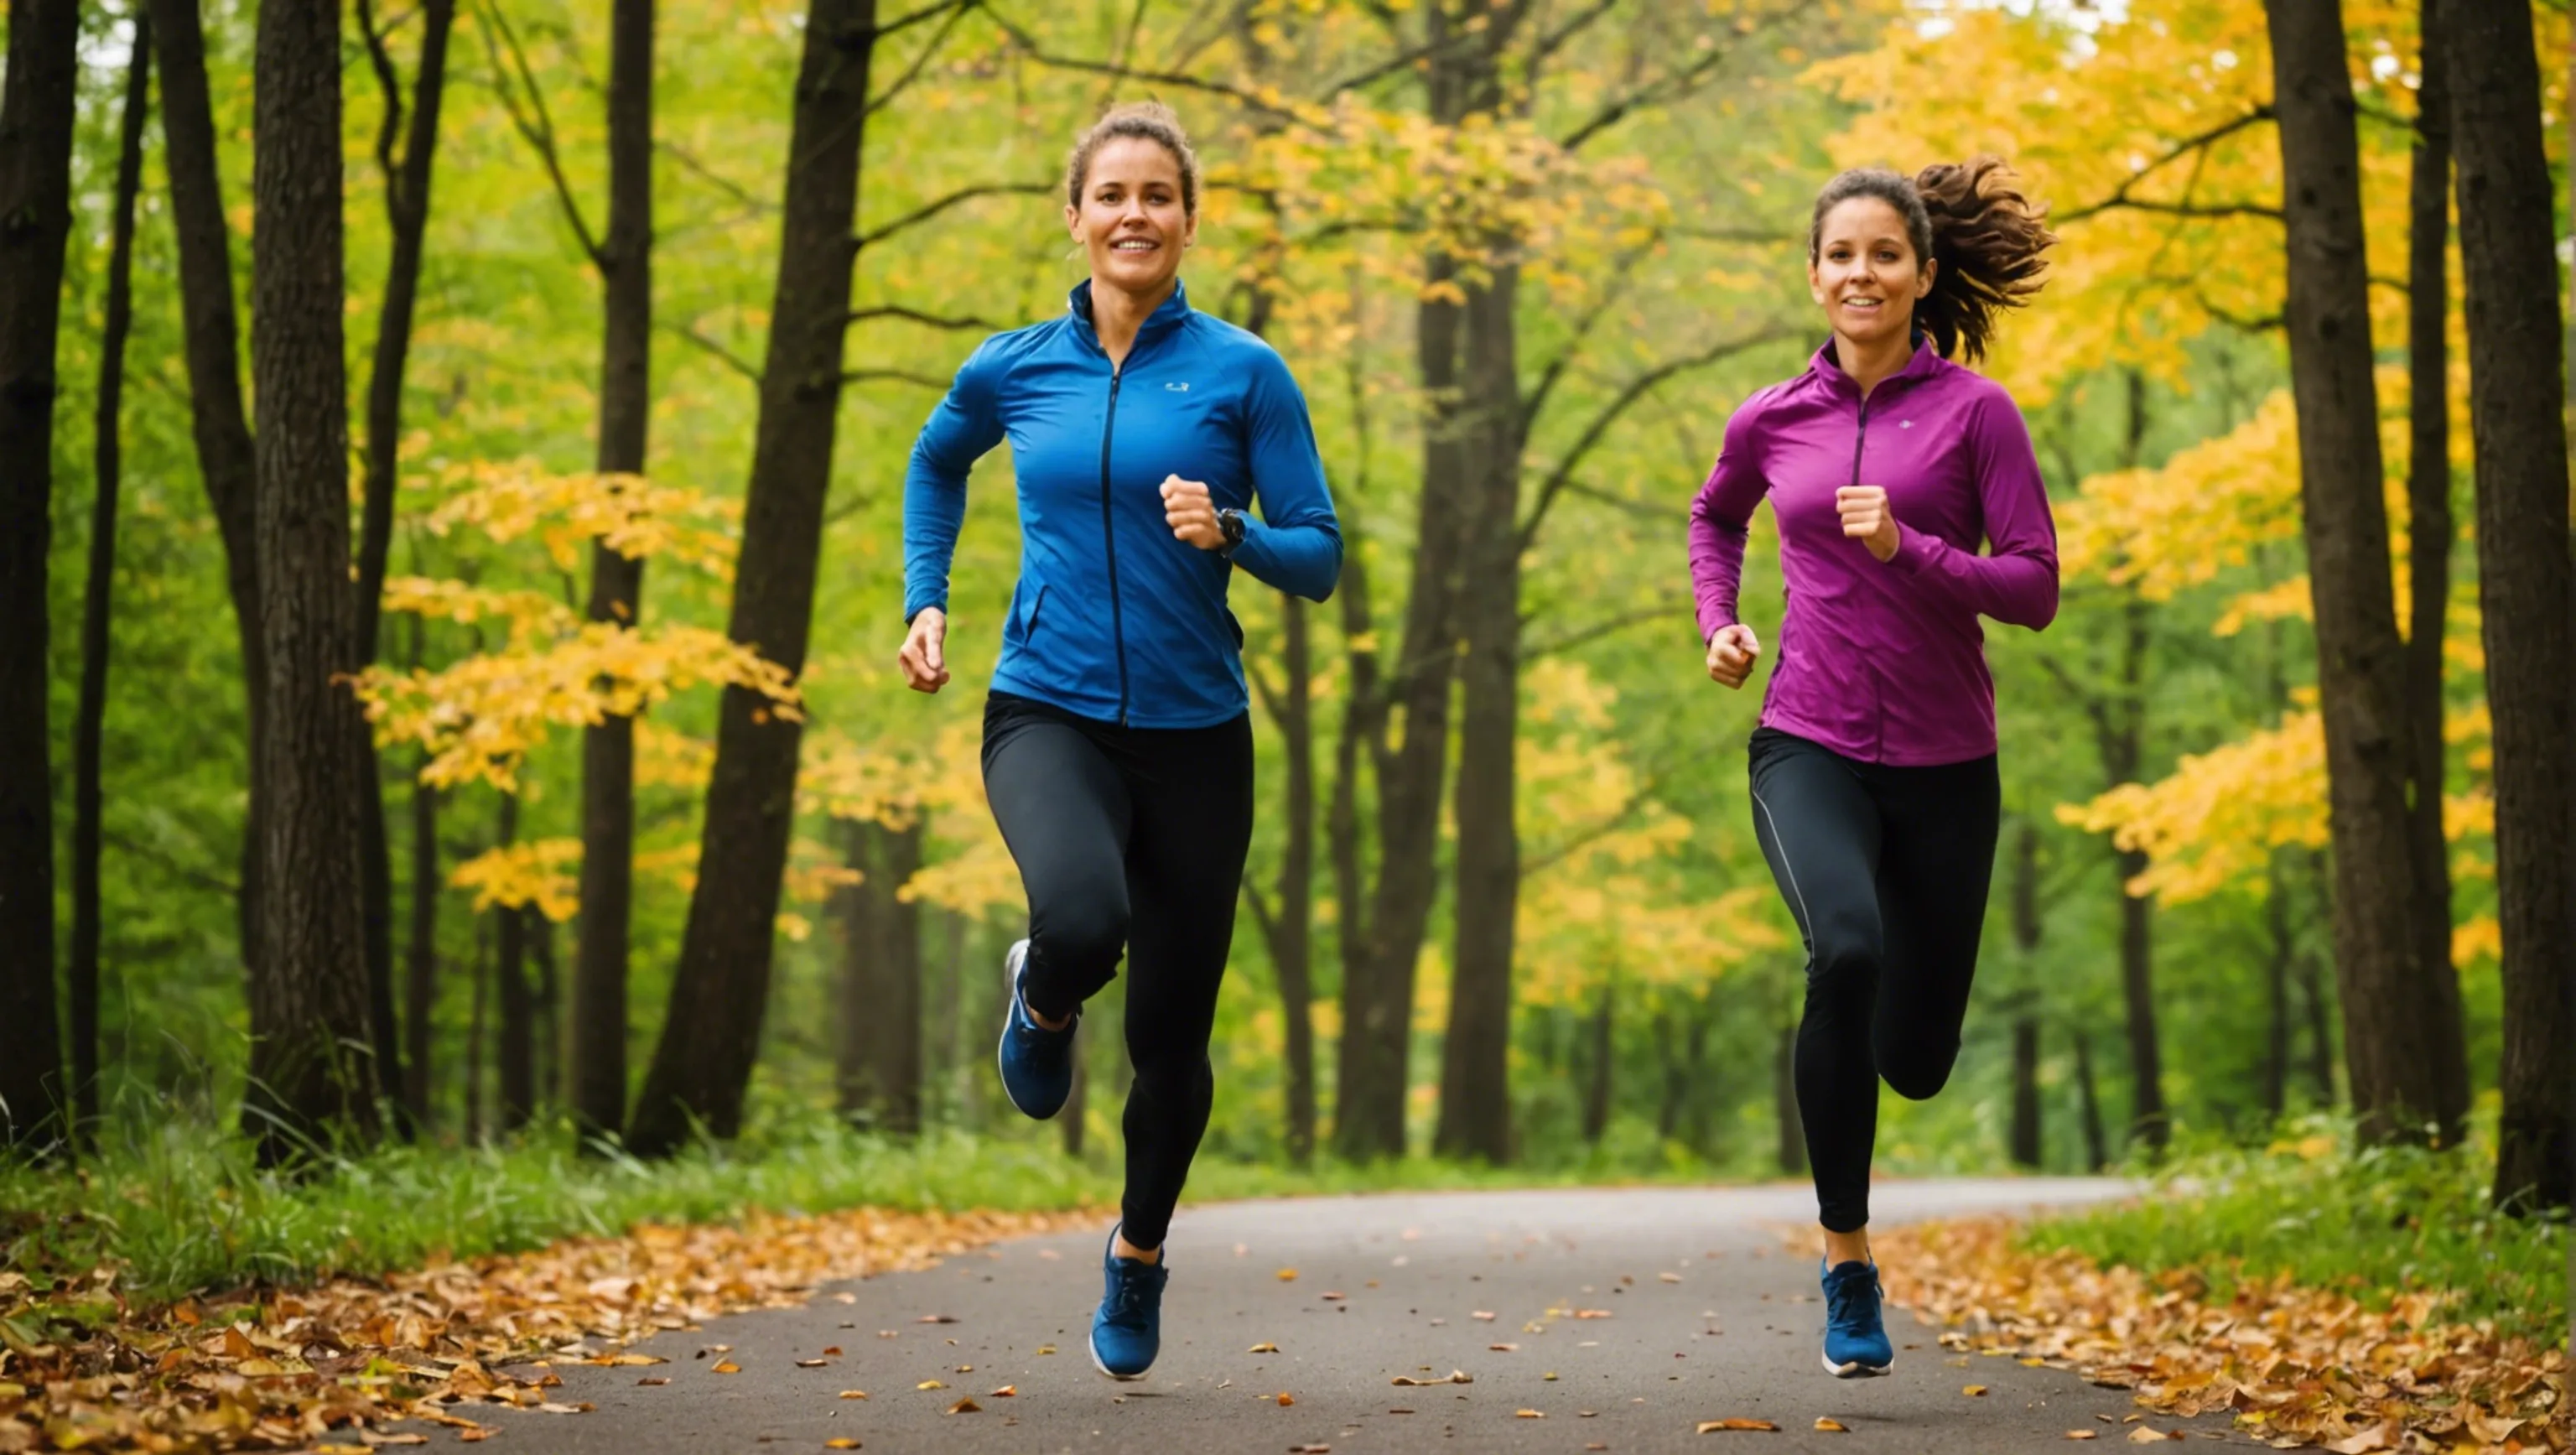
[[1555, 1, 1803, 153], [1523, 778, 1665, 880], [2071, 198, 2283, 224], [855, 181, 1054, 251], [357, 0, 407, 196], [2056, 106, 2276, 224], [1521, 595, 1695, 660], [662, 321, 762, 384], [1519, 227, 1665, 429], [866, 0, 976, 116], [848, 305, 1003, 332], [880, 0, 978, 39], [659, 138, 776, 216], [1518, 320, 1794, 557], [984, 8, 1301, 121], [474, 0, 603, 264], [1245, 657, 1287, 727]]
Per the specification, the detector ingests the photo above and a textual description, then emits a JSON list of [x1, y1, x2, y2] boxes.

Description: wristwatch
[[1217, 507, 1247, 557]]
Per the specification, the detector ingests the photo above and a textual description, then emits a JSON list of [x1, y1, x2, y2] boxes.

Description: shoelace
[[1824, 1268, 1876, 1332], [1105, 1262, 1156, 1322]]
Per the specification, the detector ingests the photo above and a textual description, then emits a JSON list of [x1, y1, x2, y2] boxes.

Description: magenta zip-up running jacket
[[1689, 337, 2059, 766]]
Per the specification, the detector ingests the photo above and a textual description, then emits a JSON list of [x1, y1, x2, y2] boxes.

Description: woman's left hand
[[1161, 475, 1226, 551], [1836, 485, 1902, 564]]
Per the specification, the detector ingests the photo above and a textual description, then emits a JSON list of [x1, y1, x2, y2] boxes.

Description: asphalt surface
[[456, 1180, 2246, 1453]]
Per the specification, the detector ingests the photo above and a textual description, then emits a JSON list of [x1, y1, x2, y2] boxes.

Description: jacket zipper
[[1099, 363, 1131, 726], [1849, 386, 1880, 752]]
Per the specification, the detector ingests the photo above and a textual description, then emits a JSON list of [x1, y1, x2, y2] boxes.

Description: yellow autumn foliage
[[449, 838, 583, 922], [417, 458, 743, 582]]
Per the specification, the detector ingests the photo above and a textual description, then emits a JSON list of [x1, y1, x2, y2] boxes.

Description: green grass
[[2018, 1112, 2568, 1345]]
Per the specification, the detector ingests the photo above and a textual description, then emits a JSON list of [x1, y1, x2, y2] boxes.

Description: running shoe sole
[[1821, 1350, 1892, 1378], [1088, 1324, 1148, 1381]]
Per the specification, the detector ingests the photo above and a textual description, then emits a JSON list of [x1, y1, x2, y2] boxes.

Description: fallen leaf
[[2125, 1431, 2176, 1445], [989, 1385, 1015, 1397], [1277, 1269, 1298, 1281], [1815, 1417, 1848, 1432], [916, 1314, 958, 1324], [2064, 1434, 2099, 1442], [1489, 1343, 1519, 1352], [1289, 1445, 1331, 1454], [1472, 1311, 1497, 1321], [1035, 1345, 1057, 1355], [636, 1376, 669, 1386], [837, 1390, 868, 1400], [2319, 1424, 2397, 1453], [1575, 1309, 1614, 1319], [711, 1360, 740, 1374], [1696, 1417, 1780, 1432], [821, 1346, 843, 1356], [917, 1379, 945, 1390], [1515, 1409, 1545, 1418], [946, 1395, 980, 1414], [1962, 1385, 1987, 1396], [1320, 1291, 1345, 1301], [1277, 1391, 1295, 1406], [797, 1358, 830, 1368], [1249, 1342, 1280, 1353], [1660, 1273, 1683, 1283], [824, 1441, 860, 1450]]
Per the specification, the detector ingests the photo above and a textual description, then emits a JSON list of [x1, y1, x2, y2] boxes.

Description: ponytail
[[1807, 157, 2056, 363]]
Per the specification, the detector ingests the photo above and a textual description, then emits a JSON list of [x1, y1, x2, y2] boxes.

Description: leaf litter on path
[[0, 1204, 1090, 1452], [1861, 1217, 2569, 1453]]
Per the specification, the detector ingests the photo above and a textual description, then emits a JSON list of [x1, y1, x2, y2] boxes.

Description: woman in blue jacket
[[897, 101, 1342, 1381]]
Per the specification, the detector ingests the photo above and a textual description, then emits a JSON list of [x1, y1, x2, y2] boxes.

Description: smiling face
[[1808, 196, 1935, 354], [1067, 136, 1196, 299]]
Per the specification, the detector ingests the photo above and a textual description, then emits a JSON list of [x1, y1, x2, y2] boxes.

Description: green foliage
[[2019, 1113, 2569, 1345]]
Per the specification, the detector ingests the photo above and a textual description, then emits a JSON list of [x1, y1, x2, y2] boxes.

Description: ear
[[1064, 201, 1081, 240], [1808, 257, 1826, 308], [1182, 209, 1199, 250], [1915, 256, 1937, 299]]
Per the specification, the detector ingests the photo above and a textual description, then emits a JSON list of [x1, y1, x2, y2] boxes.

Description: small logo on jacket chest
[[1165, 382, 1190, 392]]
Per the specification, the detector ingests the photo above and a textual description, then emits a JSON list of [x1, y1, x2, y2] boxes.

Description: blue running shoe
[[1820, 1258, 1893, 1377], [1089, 1226, 1167, 1380], [995, 939, 1077, 1120]]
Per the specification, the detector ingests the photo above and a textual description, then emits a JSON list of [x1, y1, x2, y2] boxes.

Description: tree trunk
[[2267, 0, 2444, 1145], [0, 0, 81, 1158], [466, 912, 490, 1143], [244, 0, 382, 1161], [1774, 1021, 1805, 1176], [2299, 936, 2340, 1107], [1437, 263, 1524, 1167], [1580, 978, 1614, 1146], [149, 0, 267, 974], [530, 910, 559, 1108], [2116, 842, 2164, 1152], [404, 750, 439, 1128], [1265, 596, 1319, 1165], [493, 796, 532, 1134], [2263, 852, 2293, 1120], [2073, 1027, 2107, 1173], [2405, 0, 2472, 1148], [625, 0, 880, 1156], [2007, 820, 2043, 1170], [2446, 0, 2575, 1210], [69, 23, 154, 1148], [574, 0, 657, 1151], [835, 818, 922, 1135], [351, 0, 459, 1135]]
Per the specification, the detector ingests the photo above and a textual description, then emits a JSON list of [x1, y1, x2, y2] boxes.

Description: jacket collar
[[1069, 278, 1192, 354], [1809, 331, 1943, 400]]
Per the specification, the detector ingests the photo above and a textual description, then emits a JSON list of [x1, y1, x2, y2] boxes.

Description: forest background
[[0, 0, 2568, 1328]]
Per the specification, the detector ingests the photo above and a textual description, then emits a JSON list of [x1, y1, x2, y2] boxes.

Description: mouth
[[1841, 297, 1884, 312], [1109, 237, 1161, 255]]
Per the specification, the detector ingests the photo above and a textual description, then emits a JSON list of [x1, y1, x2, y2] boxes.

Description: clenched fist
[[898, 606, 949, 694], [1706, 622, 1761, 689], [1160, 475, 1226, 551], [1836, 485, 1902, 563]]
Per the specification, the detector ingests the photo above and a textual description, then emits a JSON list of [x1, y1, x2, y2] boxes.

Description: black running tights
[[980, 690, 1254, 1250], [1747, 727, 2000, 1233]]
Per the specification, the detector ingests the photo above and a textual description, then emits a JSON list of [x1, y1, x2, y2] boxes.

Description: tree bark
[[625, 0, 880, 1156], [2073, 1027, 2107, 1173], [1580, 977, 1614, 1146], [2263, 851, 2294, 1120], [2445, 0, 2575, 1210], [493, 796, 533, 1134], [0, 0, 82, 1158], [1436, 263, 1524, 1167], [575, 0, 657, 1151], [246, 0, 381, 1161], [1774, 1021, 1805, 1175], [2405, 0, 2471, 1147], [835, 818, 922, 1135], [69, 21, 155, 1149], [2007, 823, 2043, 1170], [403, 750, 439, 1128], [1255, 595, 1319, 1165], [352, 0, 458, 1137], [149, 0, 267, 974], [2266, 0, 2444, 1144]]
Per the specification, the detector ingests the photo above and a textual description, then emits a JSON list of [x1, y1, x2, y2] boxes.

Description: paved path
[[462, 1181, 2246, 1453]]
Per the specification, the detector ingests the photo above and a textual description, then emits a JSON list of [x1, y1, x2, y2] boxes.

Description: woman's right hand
[[1706, 622, 1760, 689], [899, 607, 949, 694]]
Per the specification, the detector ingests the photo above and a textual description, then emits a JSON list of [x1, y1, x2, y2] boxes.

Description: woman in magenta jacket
[[1689, 159, 2059, 1379]]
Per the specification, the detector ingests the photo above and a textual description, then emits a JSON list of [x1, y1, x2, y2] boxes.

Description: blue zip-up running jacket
[[903, 281, 1343, 729]]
